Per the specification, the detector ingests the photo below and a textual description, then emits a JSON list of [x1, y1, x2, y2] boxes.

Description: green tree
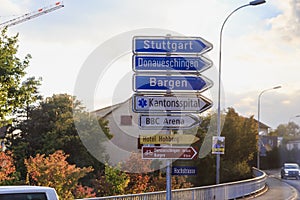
[[270, 122, 300, 138], [9, 94, 110, 180], [92, 163, 129, 196], [220, 108, 256, 182], [0, 28, 41, 127]]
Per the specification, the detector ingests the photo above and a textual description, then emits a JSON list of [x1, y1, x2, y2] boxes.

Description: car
[[281, 163, 300, 179], [0, 185, 59, 200]]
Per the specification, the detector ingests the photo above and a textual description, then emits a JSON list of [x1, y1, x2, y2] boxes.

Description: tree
[[25, 150, 94, 200], [121, 152, 192, 193], [220, 108, 256, 182], [0, 151, 17, 185], [0, 28, 41, 127], [122, 152, 153, 194], [9, 94, 110, 180], [92, 163, 129, 196]]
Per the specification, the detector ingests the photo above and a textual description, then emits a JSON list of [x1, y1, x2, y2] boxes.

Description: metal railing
[[78, 168, 266, 200]]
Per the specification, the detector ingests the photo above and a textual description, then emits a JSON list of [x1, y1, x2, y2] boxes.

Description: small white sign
[[139, 114, 201, 130]]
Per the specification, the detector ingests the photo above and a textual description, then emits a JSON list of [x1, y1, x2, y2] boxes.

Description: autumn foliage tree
[[122, 152, 153, 194], [0, 151, 17, 185], [24, 150, 95, 199], [121, 152, 193, 193]]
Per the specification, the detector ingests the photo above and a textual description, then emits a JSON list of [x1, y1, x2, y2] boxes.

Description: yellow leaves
[[25, 150, 94, 200]]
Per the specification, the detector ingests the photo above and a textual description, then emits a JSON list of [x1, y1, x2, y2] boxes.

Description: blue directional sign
[[172, 166, 197, 176], [133, 55, 212, 73], [133, 75, 213, 92], [133, 36, 213, 54]]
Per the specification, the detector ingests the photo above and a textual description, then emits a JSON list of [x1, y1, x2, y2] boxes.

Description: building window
[[121, 115, 132, 126]]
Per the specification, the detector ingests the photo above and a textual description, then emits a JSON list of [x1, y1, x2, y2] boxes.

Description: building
[[92, 98, 172, 171], [286, 140, 300, 151]]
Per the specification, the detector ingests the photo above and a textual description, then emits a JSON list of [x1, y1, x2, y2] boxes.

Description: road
[[250, 169, 300, 200]]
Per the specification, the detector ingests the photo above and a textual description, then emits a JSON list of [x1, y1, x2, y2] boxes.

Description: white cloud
[[267, 0, 300, 44], [2, 0, 300, 130], [225, 90, 300, 129], [0, 0, 22, 15]]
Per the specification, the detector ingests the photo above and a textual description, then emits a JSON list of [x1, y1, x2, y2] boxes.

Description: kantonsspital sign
[[132, 94, 212, 113]]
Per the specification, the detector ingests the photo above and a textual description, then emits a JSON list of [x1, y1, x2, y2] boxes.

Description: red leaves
[[0, 151, 16, 183]]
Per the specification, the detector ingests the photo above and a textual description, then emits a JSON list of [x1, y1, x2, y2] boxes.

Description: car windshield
[[285, 165, 299, 169], [0, 193, 47, 200]]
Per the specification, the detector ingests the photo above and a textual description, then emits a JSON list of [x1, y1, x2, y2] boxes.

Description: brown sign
[[142, 146, 197, 159]]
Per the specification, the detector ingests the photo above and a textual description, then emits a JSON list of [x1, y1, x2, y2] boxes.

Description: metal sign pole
[[166, 129, 172, 200]]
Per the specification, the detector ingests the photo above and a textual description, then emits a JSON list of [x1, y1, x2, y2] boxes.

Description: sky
[[1, 0, 300, 129]]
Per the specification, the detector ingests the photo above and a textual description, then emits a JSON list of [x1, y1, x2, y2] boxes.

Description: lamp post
[[289, 115, 300, 123], [216, 0, 266, 184], [257, 85, 281, 169]]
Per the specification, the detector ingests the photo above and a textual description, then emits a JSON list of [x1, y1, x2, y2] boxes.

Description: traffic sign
[[132, 55, 212, 73], [172, 166, 197, 176], [139, 114, 201, 130], [133, 75, 213, 92], [142, 146, 197, 159], [132, 94, 212, 113], [139, 134, 199, 145], [133, 36, 213, 54]]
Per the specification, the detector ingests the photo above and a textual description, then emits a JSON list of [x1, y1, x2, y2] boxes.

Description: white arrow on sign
[[139, 114, 201, 130]]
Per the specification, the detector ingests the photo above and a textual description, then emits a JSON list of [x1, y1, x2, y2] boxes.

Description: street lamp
[[257, 85, 281, 169], [289, 115, 300, 123], [216, 0, 266, 184]]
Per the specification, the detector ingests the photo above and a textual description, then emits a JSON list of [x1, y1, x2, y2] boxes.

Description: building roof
[[254, 119, 270, 129], [91, 98, 130, 118]]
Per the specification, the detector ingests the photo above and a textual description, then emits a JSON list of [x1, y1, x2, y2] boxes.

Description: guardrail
[[78, 167, 266, 200]]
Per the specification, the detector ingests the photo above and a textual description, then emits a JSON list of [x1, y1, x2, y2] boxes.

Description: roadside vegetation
[[0, 28, 297, 199]]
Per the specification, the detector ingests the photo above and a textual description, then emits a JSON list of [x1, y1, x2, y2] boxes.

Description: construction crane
[[0, 1, 64, 29]]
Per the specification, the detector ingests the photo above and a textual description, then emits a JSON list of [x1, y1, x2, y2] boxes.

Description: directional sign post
[[133, 94, 212, 113], [142, 146, 198, 160], [139, 114, 201, 130], [132, 35, 213, 200], [133, 75, 213, 92], [133, 36, 213, 54], [139, 134, 199, 145], [133, 55, 212, 73]]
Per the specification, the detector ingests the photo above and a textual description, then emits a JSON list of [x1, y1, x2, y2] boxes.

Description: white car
[[281, 163, 300, 179], [0, 185, 59, 200]]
